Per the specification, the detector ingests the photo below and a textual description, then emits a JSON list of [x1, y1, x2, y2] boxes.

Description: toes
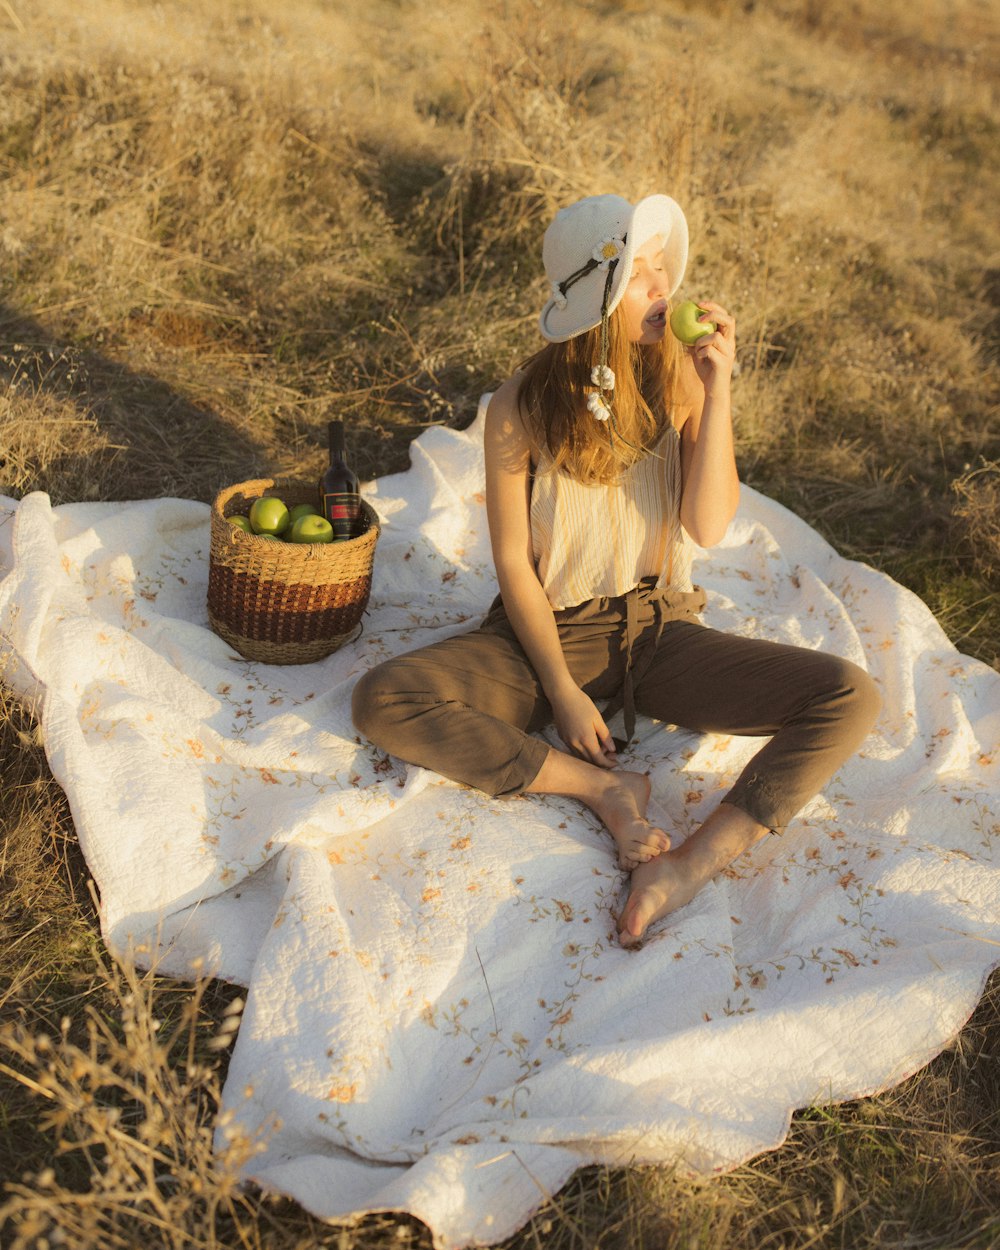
[[617, 909, 645, 946], [633, 827, 670, 858], [611, 815, 669, 873], [618, 836, 664, 870], [617, 891, 650, 941]]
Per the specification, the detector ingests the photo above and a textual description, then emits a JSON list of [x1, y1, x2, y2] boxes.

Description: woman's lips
[[645, 306, 667, 329]]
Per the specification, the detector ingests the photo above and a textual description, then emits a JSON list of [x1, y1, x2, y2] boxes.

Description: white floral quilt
[[1, 401, 998, 1249]]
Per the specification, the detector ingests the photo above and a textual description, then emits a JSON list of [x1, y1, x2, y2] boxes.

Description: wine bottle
[[319, 419, 362, 541]]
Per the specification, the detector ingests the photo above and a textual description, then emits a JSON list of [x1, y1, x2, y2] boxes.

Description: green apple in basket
[[249, 496, 291, 536], [289, 514, 334, 544], [227, 515, 253, 533], [288, 502, 321, 524]]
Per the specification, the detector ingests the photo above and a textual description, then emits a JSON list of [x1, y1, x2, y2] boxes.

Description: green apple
[[249, 495, 290, 536], [289, 513, 335, 544], [227, 514, 253, 533], [670, 299, 717, 346], [288, 502, 321, 524]]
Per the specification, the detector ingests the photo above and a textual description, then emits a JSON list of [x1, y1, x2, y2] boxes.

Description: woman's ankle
[[525, 747, 607, 802], [677, 802, 769, 878]]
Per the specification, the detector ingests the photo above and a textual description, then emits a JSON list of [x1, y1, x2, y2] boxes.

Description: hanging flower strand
[[547, 231, 634, 436], [586, 392, 612, 421]]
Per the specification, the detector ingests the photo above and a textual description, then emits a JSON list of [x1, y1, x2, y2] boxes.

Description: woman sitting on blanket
[[352, 192, 881, 946]]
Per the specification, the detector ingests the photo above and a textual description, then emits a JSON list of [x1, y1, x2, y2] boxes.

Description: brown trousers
[[351, 580, 881, 833]]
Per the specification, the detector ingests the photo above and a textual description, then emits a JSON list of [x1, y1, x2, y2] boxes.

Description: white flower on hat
[[586, 392, 612, 420], [592, 236, 625, 269], [549, 281, 568, 310], [590, 364, 615, 391]]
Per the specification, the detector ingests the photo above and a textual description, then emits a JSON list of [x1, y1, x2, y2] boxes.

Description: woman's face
[[619, 234, 670, 344]]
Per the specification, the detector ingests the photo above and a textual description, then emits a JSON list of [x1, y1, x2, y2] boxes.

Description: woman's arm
[[676, 300, 740, 548], [484, 380, 617, 768]]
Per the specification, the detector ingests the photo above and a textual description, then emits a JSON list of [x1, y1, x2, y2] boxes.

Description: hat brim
[[538, 194, 689, 343]]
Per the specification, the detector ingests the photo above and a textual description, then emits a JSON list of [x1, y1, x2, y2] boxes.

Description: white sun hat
[[538, 193, 689, 343]]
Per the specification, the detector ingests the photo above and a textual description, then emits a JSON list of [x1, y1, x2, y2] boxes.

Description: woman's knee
[[351, 652, 460, 746], [351, 659, 412, 744], [823, 655, 882, 739]]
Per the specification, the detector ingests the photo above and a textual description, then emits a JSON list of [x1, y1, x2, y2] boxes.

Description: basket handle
[[212, 478, 280, 521]]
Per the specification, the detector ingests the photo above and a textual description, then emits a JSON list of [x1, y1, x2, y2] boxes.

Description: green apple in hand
[[289, 513, 334, 544], [249, 496, 291, 536], [670, 299, 717, 346]]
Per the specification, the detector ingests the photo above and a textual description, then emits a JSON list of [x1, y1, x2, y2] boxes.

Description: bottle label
[[322, 493, 361, 540]]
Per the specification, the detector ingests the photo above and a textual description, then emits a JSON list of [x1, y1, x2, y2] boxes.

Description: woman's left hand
[[689, 301, 736, 392]]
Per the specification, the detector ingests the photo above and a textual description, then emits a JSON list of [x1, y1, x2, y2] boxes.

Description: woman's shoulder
[[486, 372, 524, 412], [485, 373, 529, 438], [484, 373, 534, 467]]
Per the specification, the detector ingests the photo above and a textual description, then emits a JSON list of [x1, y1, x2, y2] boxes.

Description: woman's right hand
[[551, 683, 618, 769]]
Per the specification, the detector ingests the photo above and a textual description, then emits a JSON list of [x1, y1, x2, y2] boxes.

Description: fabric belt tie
[[603, 580, 707, 749]]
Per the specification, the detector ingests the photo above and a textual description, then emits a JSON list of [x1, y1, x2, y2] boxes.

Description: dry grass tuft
[[0, 954, 259, 1250], [0, 343, 125, 502], [952, 460, 1000, 584]]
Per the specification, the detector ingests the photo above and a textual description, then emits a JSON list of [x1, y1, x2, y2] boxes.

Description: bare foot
[[616, 850, 704, 947], [523, 749, 671, 869], [616, 804, 771, 946], [591, 770, 671, 870]]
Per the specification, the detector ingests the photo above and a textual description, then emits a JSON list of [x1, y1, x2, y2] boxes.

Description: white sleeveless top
[[530, 425, 694, 610]]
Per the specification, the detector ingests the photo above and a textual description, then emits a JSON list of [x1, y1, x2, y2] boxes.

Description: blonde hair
[[516, 303, 685, 484]]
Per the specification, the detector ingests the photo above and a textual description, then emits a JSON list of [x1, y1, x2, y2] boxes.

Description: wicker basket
[[207, 477, 380, 664]]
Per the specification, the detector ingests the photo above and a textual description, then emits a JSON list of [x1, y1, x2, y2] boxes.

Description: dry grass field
[[1, 0, 999, 1246]]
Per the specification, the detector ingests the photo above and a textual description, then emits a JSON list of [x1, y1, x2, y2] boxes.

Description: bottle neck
[[328, 420, 346, 461]]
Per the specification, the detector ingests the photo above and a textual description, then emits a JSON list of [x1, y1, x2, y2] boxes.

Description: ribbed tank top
[[530, 425, 693, 610]]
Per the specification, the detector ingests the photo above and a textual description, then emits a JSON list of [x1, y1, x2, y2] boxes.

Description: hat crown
[[542, 194, 632, 282], [538, 193, 689, 344]]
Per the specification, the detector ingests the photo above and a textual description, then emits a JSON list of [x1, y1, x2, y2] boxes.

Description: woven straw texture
[[207, 478, 379, 664]]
